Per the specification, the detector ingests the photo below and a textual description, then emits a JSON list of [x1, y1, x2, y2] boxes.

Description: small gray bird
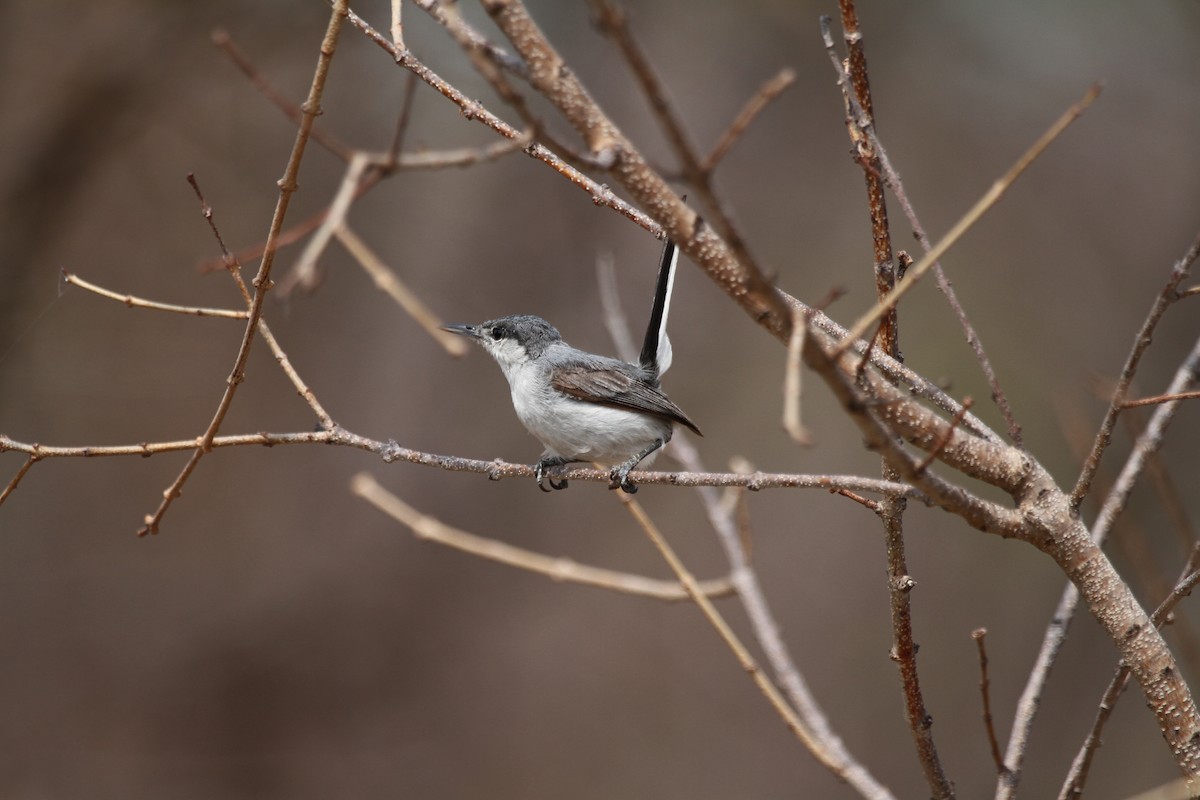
[[442, 241, 701, 493]]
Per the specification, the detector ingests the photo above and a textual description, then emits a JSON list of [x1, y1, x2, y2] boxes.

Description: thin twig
[[0, 455, 38, 507], [599, 253, 893, 799], [384, 72, 419, 169], [408, 0, 530, 80], [334, 223, 468, 356], [833, 82, 1102, 358], [61, 272, 247, 318], [587, 0, 767, 283], [971, 629, 1007, 776], [1119, 390, 1200, 409], [187, 174, 335, 428], [596, 251, 640, 362], [702, 67, 797, 171], [212, 28, 354, 161], [346, 6, 662, 236], [617, 494, 852, 782], [351, 472, 735, 601], [782, 307, 813, 445], [1070, 229, 1200, 511], [819, 18, 1023, 447], [196, 138, 528, 275], [281, 152, 371, 295], [389, 0, 404, 51], [139, 1, 349, 536]]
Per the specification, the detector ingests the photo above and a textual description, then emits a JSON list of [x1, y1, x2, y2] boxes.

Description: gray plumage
[[442, 241, 698, 492]]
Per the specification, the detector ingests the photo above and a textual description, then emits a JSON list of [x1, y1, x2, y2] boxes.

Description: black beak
[[441, 323, 481, 340]]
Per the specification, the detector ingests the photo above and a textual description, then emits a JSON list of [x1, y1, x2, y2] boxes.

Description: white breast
[[506, 364, 672, 467]]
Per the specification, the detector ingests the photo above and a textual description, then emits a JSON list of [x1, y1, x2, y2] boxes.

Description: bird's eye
[[489, 327, 503, 341]]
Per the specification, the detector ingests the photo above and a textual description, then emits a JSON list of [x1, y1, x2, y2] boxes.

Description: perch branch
[[0, 430, 920, 496]]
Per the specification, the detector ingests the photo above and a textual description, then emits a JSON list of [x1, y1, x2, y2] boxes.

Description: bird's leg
[[535, 455, 574, 492], [608, 438, 666, 494]]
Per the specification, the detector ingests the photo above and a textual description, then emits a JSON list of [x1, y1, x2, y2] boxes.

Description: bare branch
[[819, 17, 1022, 446], [971, 629, 1007, 777], [0, 455, 37, 507], [1120, 390, 1200, 409], [280, 152, 371, 295], [669, 443, 895, 800], [0, 429, 920, 496], [1070, 231, 1200, 510], [62, 271, 247, 319], [189, 174, 336, 428], [617, 493, 869, 789], [1059, 556, 1200, 800], [213, 28, 354, 161], [351, 472, 735, 601], [344, 7, 663, 236], [782, 308, 813, 445], [1001, 249, 1200, 796], [333, 224, 468, 356], [139, 0, 349, 536], [834, 82, 1102, 356], [701, 67, 796, 172]]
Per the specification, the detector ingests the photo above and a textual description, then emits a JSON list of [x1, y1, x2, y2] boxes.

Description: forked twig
[[344, 7, 663, 236], [1070, 230, 1200, 511], [139, 1, 349, 536], [187, 174, 336, 431], [598, 246, 893, 799]]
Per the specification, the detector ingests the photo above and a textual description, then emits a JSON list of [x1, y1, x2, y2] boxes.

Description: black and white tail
[[638, 239, 678, 379]]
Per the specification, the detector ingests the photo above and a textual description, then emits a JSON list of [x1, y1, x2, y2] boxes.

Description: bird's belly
[[514, 395, 671, 466]]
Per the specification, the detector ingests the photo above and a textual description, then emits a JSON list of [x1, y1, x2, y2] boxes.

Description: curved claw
[[535, 458, 571, 492], [608, 466, 638, 494]]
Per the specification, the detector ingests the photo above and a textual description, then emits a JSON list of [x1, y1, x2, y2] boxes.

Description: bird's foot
[[535, 457, 571, 492], [607, 463, 638, 494]]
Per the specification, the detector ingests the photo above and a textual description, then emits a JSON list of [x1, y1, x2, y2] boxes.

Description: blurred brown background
[[2, 1, 1199, 797]]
